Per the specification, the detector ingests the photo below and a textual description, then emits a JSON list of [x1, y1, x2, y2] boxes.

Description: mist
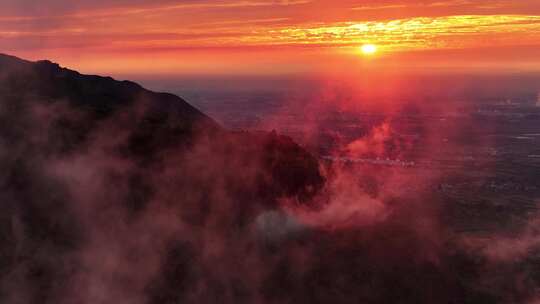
[[2, 55, 540, 304]]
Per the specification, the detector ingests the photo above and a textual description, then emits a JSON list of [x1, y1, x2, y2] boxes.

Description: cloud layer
[[1, 0, 540, 74]]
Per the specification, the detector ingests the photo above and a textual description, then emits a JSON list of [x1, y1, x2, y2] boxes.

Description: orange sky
[[2, 0, 540, 75]]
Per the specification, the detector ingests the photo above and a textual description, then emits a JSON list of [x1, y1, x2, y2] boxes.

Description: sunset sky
[[2, 0, 540, 75]]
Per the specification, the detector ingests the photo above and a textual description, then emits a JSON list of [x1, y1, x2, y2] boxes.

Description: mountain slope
[[0, 53, 215, 124], [0, 54, 325, 303]]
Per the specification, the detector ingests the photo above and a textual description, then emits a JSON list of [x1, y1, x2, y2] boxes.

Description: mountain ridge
[[0, 53, 219, 129], [0, 53, 329, 303], [2, 52, 328, 200]]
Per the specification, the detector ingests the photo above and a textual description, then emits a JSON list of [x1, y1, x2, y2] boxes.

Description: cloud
[[3, 13, 540, 55], [4, 54, 540, 303], [0, 0, 310, 17]]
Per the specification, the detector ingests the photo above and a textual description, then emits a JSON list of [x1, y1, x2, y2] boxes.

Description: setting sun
[[361, 44, 378, 55]]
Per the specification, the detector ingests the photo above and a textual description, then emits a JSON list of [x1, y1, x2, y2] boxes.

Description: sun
[[360, 44, 377, 55]]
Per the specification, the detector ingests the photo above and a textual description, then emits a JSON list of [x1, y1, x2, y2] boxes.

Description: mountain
[[0, 53, 220, 156], [0, 53, 323, 193], [0, 54, 324, 303], [0, 53, 213, 123]]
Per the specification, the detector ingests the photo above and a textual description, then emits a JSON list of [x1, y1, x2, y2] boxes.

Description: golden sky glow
[[1, 0, 540, 74]]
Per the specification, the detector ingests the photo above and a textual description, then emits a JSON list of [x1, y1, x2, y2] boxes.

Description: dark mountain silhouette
[[0, 53, 323, 195], [0, 54, 326, 303], [0, 53, 211, 121]]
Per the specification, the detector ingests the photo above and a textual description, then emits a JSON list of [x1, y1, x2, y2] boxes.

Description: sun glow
[[361, 44, 377, 55]]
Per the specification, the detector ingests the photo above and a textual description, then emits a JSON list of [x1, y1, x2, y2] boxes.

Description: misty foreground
[[1, 54, 539, 304]]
